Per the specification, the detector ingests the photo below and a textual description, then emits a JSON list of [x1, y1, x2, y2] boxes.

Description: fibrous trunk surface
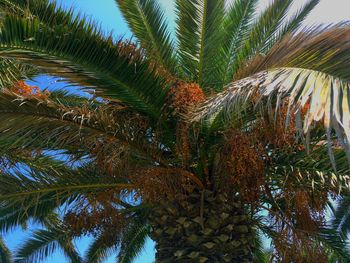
[[149, 190, 254, 263]]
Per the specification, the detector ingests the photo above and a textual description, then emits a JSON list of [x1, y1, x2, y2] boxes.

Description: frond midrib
[[197, 0, 208, 84], [0, 98, 169, 166], [223, 0, 256, 84], [0, 46, 161, 119], [135, 1, 173, 74], [0, 183, 131, 199]]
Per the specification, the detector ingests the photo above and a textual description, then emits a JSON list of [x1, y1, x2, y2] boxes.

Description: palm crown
[[0, 0, 349, 262]]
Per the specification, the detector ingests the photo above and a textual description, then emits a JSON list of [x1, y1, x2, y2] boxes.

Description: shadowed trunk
[[148, 190, 254, 263]]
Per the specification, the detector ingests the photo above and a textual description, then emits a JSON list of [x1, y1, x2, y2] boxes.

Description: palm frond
[[117, 222, 149, 263], [116, 0, 177, 77], [0, 0, 95, 31], [235, 26, 350, 80], [0, 0, 23, 13], [232, 0, 293, 76], [0, 58, 36, 88], [222, 0, 258, 85], [0, 156, 130, 232], [85, 232, 119, 263], [264, 146, 350, 212], [14, 226, 81, 263], [0, 237, 11, 263], [252, 231, 271, 263], [0, 6, 167, 119], [84, 209, 148, 263], [175, 0, 225, 89], [259, 222, 350, 262], [316, 227, 350, 262], [333, 195, 350, 236], [269, 0, 320, 50], [0, 91, 158, 163], [192, 26, 350, 158]]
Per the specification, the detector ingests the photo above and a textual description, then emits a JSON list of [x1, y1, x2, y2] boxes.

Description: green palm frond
[[117, 222, 149, 263], [333, 195, 350, 236], [14, 226, 82, 263], [232, 0, 293, 76], [271, 145, 349, 177], [252, 231, 271, 263], [116, 0, 177, 76], [86, 238, 117, 263], [175, 0, 225, 89], [0, 158, 71, 231], [0, 156, 129, 232], [264, 146, 350, 212], [0, 167, 128, 202], [0, 91, 158, 162], [0, 237, 11, 263], [0, 0, 26, 15], [234, 26, 350, 80], [268, 0, 320, 50], [0, 0, 95, 32], [316, 227, 350, 262], [0, 58, 36, 88], [85, 232, 119, 263], [85, 215, 149, 263], [0, 8, 167, 119], [222, 0, 258, 84]]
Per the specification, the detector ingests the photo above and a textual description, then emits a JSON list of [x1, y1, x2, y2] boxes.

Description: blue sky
[[4, 0, 350, 262]]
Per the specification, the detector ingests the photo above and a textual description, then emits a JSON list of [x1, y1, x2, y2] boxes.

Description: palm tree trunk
[[148, 190, 254, 263]]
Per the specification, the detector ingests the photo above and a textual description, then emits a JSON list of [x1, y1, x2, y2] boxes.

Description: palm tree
[[0, 0, 349, 262]]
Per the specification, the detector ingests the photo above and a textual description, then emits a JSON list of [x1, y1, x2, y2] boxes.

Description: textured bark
[[148, 190, 254, 263]]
